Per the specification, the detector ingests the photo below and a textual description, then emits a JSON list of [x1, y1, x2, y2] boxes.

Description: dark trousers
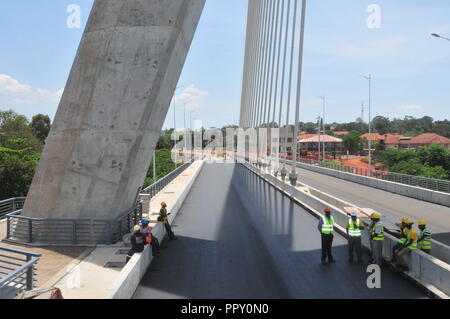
[[348, 237, 362, 262], [151, 237, 160, 256], [321, 234, 334, 262], [164, 223, 175, 240]]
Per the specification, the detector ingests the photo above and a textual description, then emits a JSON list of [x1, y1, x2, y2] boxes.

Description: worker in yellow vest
[[391, 216, 409, 263], [396, 219, 418, 271], [346, 211, 365, 263], [318, 208, 336, 264], [417, 220, 432, 254], [370, 212, 384, 266]]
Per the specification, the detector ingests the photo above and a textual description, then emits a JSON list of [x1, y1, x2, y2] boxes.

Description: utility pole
[[317, 116, 322, 162], [361, 74, 372, 176], [320, 95, 326, 161]]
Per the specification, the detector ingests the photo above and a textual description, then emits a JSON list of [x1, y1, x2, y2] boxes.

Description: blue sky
[[0, 0, 449, 129]]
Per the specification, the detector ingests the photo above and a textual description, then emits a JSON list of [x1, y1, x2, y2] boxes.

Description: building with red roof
[[384, 133, 450, 150], [298, 134, 343, 152]]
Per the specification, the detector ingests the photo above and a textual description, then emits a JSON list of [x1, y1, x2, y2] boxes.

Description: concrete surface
[[0, 220, 90, 287], [107, 160, 205, 299], [285, 164, 450, 245], [48, 160, 204, 299], [22, 0, 206, 221], [133, 163, 426, 299], [248, 164, 450, 298]]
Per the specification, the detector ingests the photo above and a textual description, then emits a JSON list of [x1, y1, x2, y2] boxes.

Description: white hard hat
[[133, 225, 141, 232], [351, 212, 357, 217]]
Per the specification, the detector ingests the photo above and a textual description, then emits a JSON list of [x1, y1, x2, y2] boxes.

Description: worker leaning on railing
[[417, 220, 432, 254], [158, 202, 177, 241], [394, 219, 418, 271]]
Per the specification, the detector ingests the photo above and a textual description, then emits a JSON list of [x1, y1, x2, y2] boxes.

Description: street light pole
[[431, 33, 450, 42], [361, 74, 372, 177], [320, 95, 326, 161]]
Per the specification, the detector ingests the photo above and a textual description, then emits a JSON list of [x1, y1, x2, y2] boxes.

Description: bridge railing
[[141, 162, 191, 198], [296, 158, 450, 194], [0, 198, 25, 220], [3, 162, 191, 246], [5, 203, 142, 246], [0, 246, 40, 299]]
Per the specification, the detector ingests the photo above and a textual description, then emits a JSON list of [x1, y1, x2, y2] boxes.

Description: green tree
[[342, 131, 362, 154], [30, 114, 51, 143], [372, 116, 390, 134]]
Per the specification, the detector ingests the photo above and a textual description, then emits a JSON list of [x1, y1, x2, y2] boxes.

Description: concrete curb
[[104, 160, 205, 299], [245, 164, 450, 299]]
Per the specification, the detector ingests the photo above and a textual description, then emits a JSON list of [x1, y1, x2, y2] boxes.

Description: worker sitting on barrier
[[141, 219, 160, 257], [390, 216, 409, 263], [417, 220, 432, 254], [126, 225, 147, 263], [395, 219, 417, 271], [346, 212, 365, 263]]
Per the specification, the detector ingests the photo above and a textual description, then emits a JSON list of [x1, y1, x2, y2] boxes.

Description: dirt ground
[[0, 220, 91, 287]]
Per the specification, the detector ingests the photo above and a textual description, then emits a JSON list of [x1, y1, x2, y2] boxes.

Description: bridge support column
[[20, 0, 206, 224]]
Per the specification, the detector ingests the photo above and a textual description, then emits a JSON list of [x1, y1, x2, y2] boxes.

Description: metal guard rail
[[141, 162, 191, 197], [0, 198, 25, 220], [296, 158, 450, 194], [0, 246, 41, 299], [3, 162, 191, 246]]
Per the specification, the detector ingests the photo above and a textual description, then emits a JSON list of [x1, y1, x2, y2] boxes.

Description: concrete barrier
[[290, 160, 450, 208], [104, 160, 205, 299], [246, 163, 450, 298]]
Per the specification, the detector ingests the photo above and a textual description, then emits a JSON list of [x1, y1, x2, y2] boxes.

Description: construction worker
[[141, 219, 160, 256], [417, 220, 432, 254], [396, 219, 418, 271], [126, 225, 146, 263], [390, 216, 410, 263], [159, 202, 176, 240], [370, 212, 384, 266], [318, 207, 336, 264], [346, 211, 365, 263]]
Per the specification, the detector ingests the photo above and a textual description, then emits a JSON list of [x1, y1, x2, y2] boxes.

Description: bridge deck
[[133, 163, 426, 299], [293, 166, 450, 245]]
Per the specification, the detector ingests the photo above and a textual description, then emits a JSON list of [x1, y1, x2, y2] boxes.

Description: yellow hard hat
[[401, 216, 409, 223], [371, 212, 381, 219], [406, 218, 414, 225], [418, 219, 427, 226], [161, 202, 167, 207]]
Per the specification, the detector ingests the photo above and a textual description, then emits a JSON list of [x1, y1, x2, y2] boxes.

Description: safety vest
[[419, 229, 431, 251], [407, 230, 418, 250], [397, 227, 408, 244], [321, 216, 334, 235], [371, 222, 384, 241], [348, 218, 361, 237]]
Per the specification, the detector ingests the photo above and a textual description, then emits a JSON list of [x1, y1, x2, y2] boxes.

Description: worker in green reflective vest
[[396, 219, 417, 271], [370, 212, 384, 266], [417, 219, 432, 254], [346, 211, 365, 263], [318, 207, 336, 264]]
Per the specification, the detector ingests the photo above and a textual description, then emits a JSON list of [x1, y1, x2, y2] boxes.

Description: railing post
[[28, 219, 33, 243], [73, 221, 77, 245], [26, 254, 33, 290], [6, 216, 10, 239]]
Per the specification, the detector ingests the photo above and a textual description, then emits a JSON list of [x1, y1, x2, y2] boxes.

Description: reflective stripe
[[371, 222, 384, 241], [321, 216, 334, 234], [348, 219, 361, 237], [407, 231, 418, 250]]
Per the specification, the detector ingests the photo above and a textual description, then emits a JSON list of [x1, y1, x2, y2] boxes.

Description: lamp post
[[361, 74, 372, 177], [431, 33, 450, 42], [319, 95, 326, 161], [173, 85, 185, 168]]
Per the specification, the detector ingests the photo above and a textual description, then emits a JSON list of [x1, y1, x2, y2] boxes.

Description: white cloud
[[173, 85, 208, 110], [0, 74, 63, 106], [398, 104, 423, 111]]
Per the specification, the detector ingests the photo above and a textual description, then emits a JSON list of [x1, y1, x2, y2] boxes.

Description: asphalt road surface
[[133, 163, 427, 299], [290, 165, 450, 245]]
